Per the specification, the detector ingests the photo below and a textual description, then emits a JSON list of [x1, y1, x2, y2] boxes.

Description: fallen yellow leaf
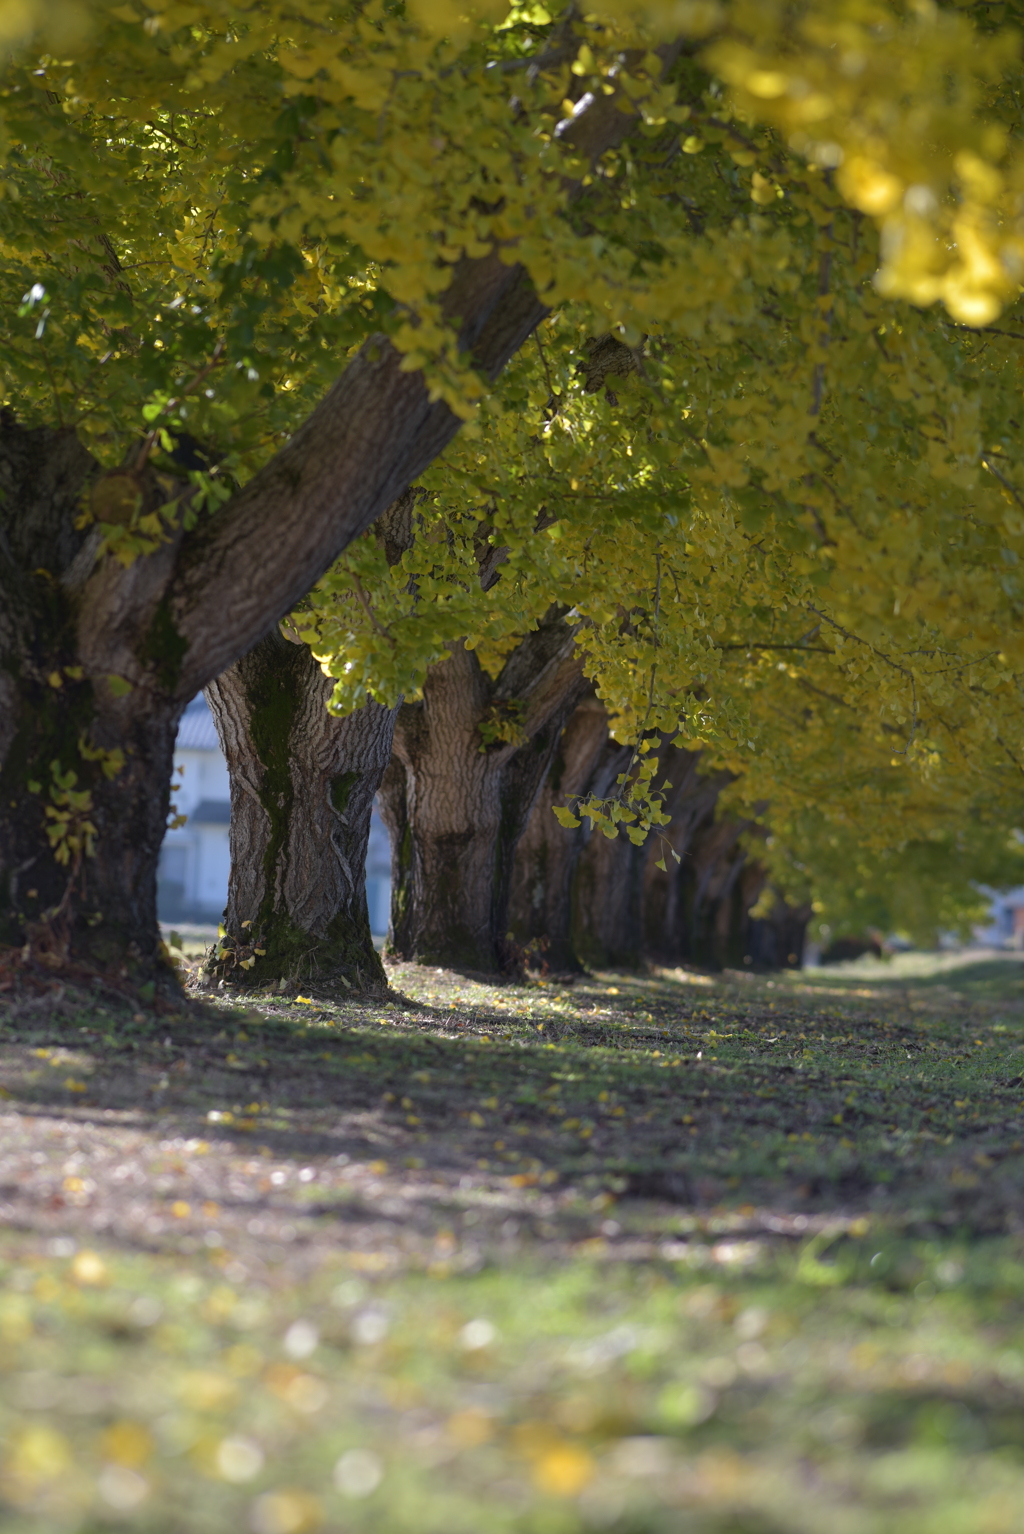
[[533, 1443, 594, 1497], [71, 1250, 107, 1286], [447, 1408, 494, 1448], [100, 1421, 153, 1468]]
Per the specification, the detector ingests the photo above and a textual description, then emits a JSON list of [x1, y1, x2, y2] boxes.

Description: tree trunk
[[568, 743, 774, 974], [672, 816, 761, 970], [516, 707, 810, 977], [744, 885, 813, 969], [507, 697, 630, 972], [569, 739, 720, 971], [654, 815, 810, 973], [641, 746, 734, 965], [379, 617, 586, 973], [572, 822, 648, 971], [0, 426, 185, 989], [204, 631, 396, 989]]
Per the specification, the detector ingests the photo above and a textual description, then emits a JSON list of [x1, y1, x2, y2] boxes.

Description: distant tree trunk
[[379, 615, 586, 973], [641, 746, 733, 965], [743, 884, 813, 969], [205, 629, 397, 989], [671, 815, 755, 970], [571, 740, 726, 971], [572, 826, 648, 970], [570, 743, 784, 974], [507, 696, 627, 972], [662, 812, 813, 971]]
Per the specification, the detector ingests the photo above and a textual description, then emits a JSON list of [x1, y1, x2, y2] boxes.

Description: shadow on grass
[[0, 956, 1022, 1273]]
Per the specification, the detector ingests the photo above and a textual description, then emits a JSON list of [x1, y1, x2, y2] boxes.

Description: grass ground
[[1, 952, 1023, 1534]]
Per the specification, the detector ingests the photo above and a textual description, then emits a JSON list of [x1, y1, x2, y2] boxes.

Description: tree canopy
[[6, 0, 1024, 464]]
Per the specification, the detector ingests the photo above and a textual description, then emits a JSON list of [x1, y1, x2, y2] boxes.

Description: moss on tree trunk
[[205, 631, 397, 989]]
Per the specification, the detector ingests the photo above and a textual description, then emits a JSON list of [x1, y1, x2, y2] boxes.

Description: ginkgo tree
[[2, 0, 1024, 990], [298, 155, 1024, 972], [0, 0, 687, 984]]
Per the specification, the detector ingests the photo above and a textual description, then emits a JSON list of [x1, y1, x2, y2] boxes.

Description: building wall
[[158, 742, 232, 922], [974, 887, 1024, 948], [365, 810, 391, 937]]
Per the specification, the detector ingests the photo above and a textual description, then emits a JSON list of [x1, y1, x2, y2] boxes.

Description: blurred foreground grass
[[1, 952, 1023, 1533]]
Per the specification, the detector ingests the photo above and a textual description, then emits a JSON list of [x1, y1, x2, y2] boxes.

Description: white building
[[975, 888, 1024, 948], [157, 694, 392, 935], [365, 808, 392, 937], [157, 695, 231, 923]]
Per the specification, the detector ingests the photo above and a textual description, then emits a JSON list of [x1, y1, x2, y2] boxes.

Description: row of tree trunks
[[202, 657, 808, 987], [1, 53, 681, 986], [508, 705, 811, 973], [640, 746, 739, 965], [205, 606, 585, 984]]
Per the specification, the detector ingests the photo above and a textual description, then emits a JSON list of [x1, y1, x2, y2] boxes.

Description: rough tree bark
[[640, 746, 737, 967], [569, 744, 772, 972], [507, 696, 630, 972], [204, 630, 396, 990], [379, 614, 587, 973], [566, 741, 723, 970], [0, 66, 671, 986]]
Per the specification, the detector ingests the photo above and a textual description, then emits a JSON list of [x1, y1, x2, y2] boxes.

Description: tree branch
[[159, 39, 688, 700]]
